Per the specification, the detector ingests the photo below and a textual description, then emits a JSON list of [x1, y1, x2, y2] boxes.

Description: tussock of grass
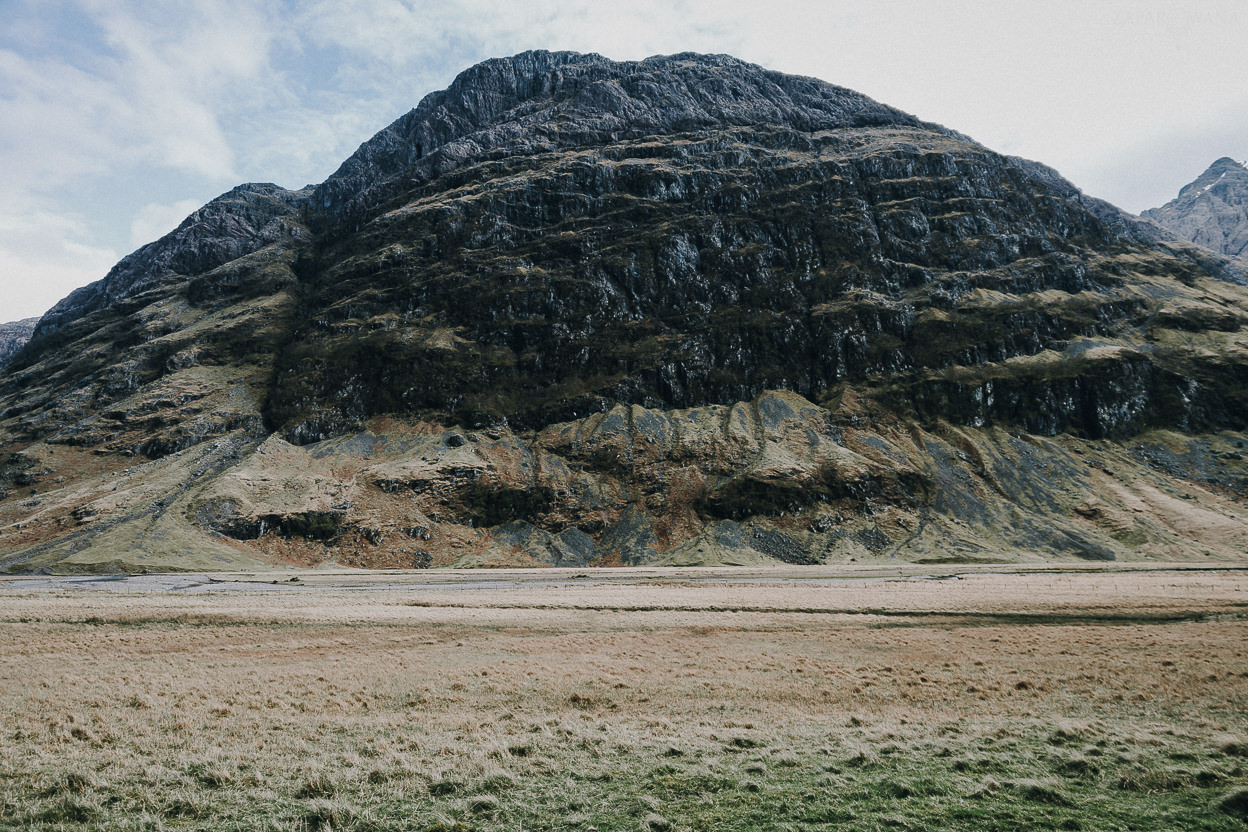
[[843, 746, 880, 768], [642, 811, 672, 830], [36, 794, 102, 824], [465, 794, 499, 815], [303, 797, 357, 829], [1056, 754, 1100, 778], [478, 771, 517, 793], [163, 790, 212, 820], [44, 769, 103, 795], [1219, 787, 1248, 816], [1007, 777, 1070, 805], [1116, 766, 1197, 792], [429, 778, 460, 796], [297, 770, 339, 798], [1217, 737, 1248, 758], [187, 762, 233, 788]]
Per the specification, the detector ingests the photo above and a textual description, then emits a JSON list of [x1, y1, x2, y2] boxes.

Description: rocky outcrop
[[3, 51, 1248, 573], [272, 124, 1248, 442], [29, 183, 310, 342], [1012, 155, 1246, 285], [0, 318, 37, 368], [1143, 157, 1248, 261], [311, 51, 920, 231]]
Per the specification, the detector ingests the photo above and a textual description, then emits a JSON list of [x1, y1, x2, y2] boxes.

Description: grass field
[[1, 565, 1247, 831]]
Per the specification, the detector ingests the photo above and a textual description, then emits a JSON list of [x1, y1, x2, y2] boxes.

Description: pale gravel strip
[[0, 568, 1245, 628]]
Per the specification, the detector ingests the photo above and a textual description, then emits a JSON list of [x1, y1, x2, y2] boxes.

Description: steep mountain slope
[[35, 184, 311, 338], [4, 51, 1248, 573], [0, 319, 37, 368], [1143, 157, 1248, 260]]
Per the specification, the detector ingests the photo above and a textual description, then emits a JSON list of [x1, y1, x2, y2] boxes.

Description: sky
[[2, 0, 1246, 321]]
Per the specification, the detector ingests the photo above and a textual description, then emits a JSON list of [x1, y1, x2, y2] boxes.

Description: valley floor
[[1, 565, 1246, 830]]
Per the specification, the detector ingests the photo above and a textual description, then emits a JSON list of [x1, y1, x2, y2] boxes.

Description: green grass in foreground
[[3, 719, 1247, 831]]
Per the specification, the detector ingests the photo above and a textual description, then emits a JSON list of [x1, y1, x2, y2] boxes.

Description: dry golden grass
[[0, 566, 1246, 830]]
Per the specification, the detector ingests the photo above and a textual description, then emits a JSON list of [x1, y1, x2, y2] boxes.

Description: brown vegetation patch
[[0, 567, 1245, 829]]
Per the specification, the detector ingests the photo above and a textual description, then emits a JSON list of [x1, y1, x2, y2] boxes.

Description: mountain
[[0, 318, 37, 368], [4, 51, 1248, 573], [1143, 157, 1248, 260]]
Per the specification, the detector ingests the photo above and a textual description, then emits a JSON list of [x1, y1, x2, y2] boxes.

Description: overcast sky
[[2, 0, 1246, 320]]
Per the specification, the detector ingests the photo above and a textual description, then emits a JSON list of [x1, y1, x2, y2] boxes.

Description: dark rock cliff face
[[30, 183, 311, 341], [273, 125, 1243, 443], [1143, 158, 1248, 261], [3, 51, 1248, 573], [0, 318, 37, 368], [311, 51, 920, 232]]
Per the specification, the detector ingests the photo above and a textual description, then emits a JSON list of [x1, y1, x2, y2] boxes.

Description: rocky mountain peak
[[1207, 156, 1247, 172], [1177, 157, 1248, 198], [311, 50, 920, 229], [31, 183, 311, 342], [0, 318, 37, 368], [26, 51, 921, 344], [1143, 157, 1248, 260]]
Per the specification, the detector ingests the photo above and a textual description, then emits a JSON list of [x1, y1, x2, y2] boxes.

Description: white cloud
[[0, 208, 119, 321], [297, 0, 440, 68], [0, 0, 290, 320], [0, 48, 133, 192], [281, 0, 1247, 216], [1072, 103, 1248, 214], [130, 199, 203, 249], [705, 0, 1248, 208], [75, 0, 284, 179], [0, 4, 272, 194], [294, 0, 748, 76]]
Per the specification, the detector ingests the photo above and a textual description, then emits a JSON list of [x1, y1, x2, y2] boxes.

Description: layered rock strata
[[3, 51, 1248, 572]]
